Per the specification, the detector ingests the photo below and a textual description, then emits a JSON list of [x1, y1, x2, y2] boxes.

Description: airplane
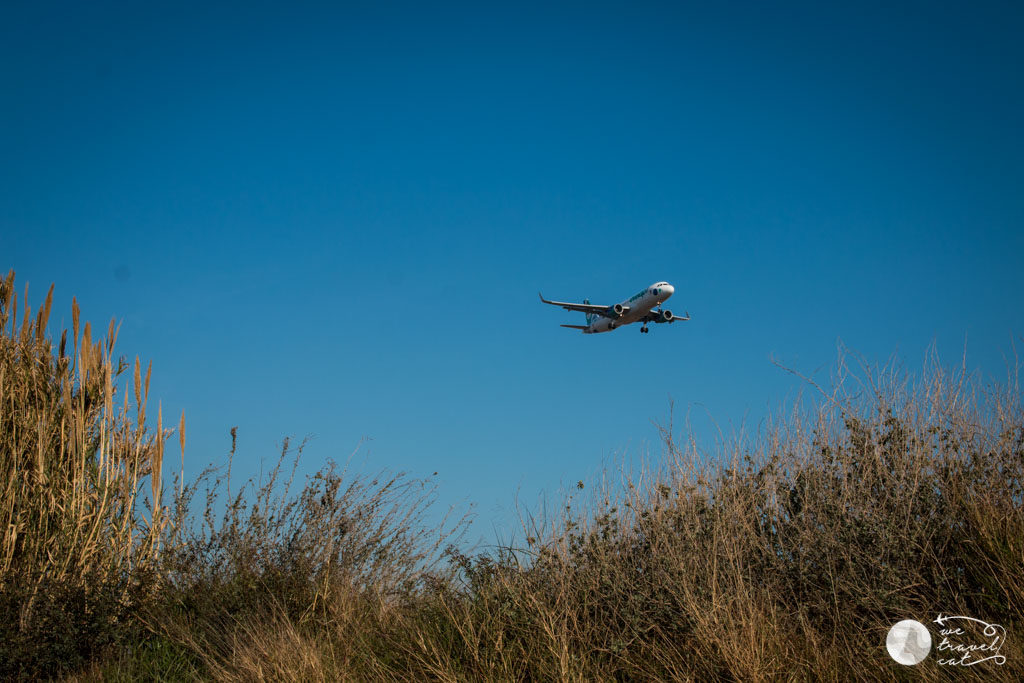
[[539, 281, 689, 334]]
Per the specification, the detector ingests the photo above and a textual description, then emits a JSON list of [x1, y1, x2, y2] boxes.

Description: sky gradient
[[4, 1, 1023, 543]]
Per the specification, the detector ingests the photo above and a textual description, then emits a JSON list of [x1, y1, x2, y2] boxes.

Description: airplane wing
[[538, 292, 616, 317], [640, 309, 691, 323]]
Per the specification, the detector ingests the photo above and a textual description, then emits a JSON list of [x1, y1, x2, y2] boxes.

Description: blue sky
[[4, 1, 1023, 543]]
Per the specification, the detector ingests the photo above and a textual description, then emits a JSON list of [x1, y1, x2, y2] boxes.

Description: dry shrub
[[150, 434, 468, 680], [392, 351, 1023, 681]]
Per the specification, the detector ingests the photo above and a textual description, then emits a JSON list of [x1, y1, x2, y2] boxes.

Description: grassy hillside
[[2, 272, 1021, 681]]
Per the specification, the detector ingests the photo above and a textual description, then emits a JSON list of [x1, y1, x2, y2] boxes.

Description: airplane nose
[[662, 284, 674, 299]]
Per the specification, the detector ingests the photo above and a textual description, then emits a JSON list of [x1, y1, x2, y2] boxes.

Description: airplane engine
[[656, 309, 674, 323], [611, 303, 629, 318]]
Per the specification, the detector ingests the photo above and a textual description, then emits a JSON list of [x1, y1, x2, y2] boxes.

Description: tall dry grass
[[0, 270, 181, 677], [3, 270, 1021, 680]]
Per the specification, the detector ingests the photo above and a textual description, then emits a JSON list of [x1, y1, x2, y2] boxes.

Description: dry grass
[[2, 271, 1021, 680], [147, 433, 469, 681], [406, 351, 1023, 680], [0, 270, 177, 677]]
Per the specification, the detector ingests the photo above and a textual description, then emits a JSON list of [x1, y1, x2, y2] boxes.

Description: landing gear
[[641, 324, 649, 334]]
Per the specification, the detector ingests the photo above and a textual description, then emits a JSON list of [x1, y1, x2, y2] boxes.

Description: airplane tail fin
[[584, 299, 595, 326]]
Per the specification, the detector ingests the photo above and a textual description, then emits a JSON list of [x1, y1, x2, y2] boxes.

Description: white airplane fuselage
[[539, 281, 687, 334], [584, 282, 674, 333]]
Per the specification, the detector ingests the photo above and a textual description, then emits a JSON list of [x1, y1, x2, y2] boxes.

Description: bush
[[420, 354, 1023, 679]]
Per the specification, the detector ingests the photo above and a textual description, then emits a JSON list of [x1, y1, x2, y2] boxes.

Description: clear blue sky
[[4, 1, 1023, 544]]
